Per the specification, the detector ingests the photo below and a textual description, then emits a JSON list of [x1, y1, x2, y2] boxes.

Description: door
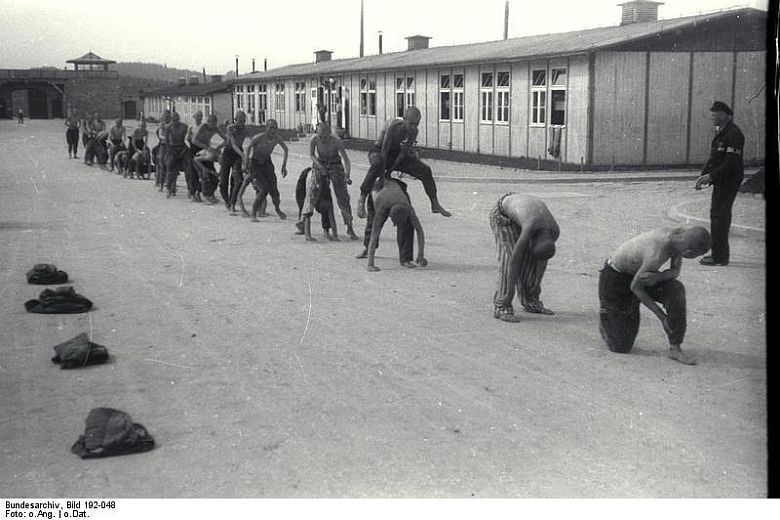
[[123, 101, 137, 120], [28, 89, 48, 119]]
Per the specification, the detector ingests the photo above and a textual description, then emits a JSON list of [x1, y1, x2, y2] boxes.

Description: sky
[[0, 0, 770, 74]]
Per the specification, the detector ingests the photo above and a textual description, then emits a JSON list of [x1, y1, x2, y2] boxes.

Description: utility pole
[[360, 0, 365, 57], [504, 0, 509, 40]]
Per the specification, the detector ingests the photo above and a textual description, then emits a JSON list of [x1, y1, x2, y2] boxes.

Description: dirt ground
[[0, 120, 766, 498]]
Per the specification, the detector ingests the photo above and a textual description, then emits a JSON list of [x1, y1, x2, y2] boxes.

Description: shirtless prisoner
[[599, 226, 712, 365], [128, 121, 149, 178], [357, 106, 450, 219], [191, 114, 228, 204], [107, 118, 127, 172], [65, 110, 80, 159], [490, 193, 560, 322], [155, 109, 172, 190], [366, 177, 426, 272], [220, 111, 249, 209], [164, 112, 189, 198], [185, 110, 204, 201], [308, 122, 358, 240], [237, 119, 288, 221]]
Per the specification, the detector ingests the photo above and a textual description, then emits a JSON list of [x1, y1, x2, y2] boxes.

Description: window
[[275, 83, 285, 111], [360, 79, 368, 115], [235, 85, 244, 110], [496, 71, 510, 124], [294, 82, 306, 112], [258, 84, 267, 123], [247, 85, 256, 115], [359, 77, 376, 116], [368, 78, 376, 116], [550, 68, 567, 126], [395, 76, 415, 118], [531, 70, 546, 125], [480, 72, 493, 123], [396, 77, 405, 118], [440, 74, 450, 120], [406, 76, 415, 111], [452, 73, 464, 122]]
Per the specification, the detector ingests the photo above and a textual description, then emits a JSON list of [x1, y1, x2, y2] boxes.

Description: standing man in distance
[[155, 109, 172, 191], [220, 110, 249, 210], [185, 110, 204, 201], [694, 101, 745, 266], [164, 112, 189, 198], [65, 109, 80, 159]]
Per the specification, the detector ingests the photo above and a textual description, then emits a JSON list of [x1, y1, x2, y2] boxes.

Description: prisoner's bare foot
[[431, 203, 452, 217], [496, 313, 523, 323], [524, 304, 555, 315], [400, 261, 416, 269], [305, 236, 317, 242], [668, 347, 697, 365], [367, 265, 380, 272], [257, 212, 270, 218], [356, 248, 368, 259], [356, 205, 367, 219]]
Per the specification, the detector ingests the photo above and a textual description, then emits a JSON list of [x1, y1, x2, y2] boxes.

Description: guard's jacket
[[703, 121, 745, 189]]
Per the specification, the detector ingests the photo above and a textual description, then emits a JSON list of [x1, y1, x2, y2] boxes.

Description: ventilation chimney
[[210, 74, 222, 83], [314, 50, 333, 63], [405, 35, 431, 51], [618, 1, 663, 25], [178, 77, 187, 86], [189, 75, 200, 85]]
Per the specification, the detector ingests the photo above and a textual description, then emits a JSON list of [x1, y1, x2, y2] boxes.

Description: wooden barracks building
[[231, 1, 766, 167]]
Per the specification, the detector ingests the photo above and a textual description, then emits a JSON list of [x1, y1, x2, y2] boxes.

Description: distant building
[[142, 76, 233, 125], [0, 52, 122, 119], [232, 2, 766, 167]]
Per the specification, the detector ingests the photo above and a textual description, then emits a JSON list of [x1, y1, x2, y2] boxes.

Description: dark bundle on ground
[[71, 408, 155, 459], [24, 286, 93, 314], [51, 333, 109, 369], [26, 264, 68, 284]]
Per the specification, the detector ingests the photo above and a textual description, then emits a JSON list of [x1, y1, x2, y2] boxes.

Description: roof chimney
[[315, 50, 333, 63], [188, 75, 200, 85], [178, 77, 187, 86], [210, 74, 222, 83], [618, 1, 663, 25], [405, 35, 431, 51]]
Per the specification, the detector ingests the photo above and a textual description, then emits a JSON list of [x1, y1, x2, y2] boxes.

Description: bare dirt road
[[0, 120, 766, 497]]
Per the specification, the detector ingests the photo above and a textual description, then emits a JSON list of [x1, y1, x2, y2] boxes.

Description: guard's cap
[[709, 101, 733, 115]]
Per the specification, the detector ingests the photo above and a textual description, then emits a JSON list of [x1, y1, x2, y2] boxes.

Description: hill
[[114, 62, 204, 83]]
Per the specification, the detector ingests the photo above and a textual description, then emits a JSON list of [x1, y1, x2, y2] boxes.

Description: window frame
[[274, 83, 285, 112], [530, 69, 547, 126], [439, 73, 451, 121], [452, 72, 464, 122], [549, 68, 567, 127], [480, 71, 494, 124]]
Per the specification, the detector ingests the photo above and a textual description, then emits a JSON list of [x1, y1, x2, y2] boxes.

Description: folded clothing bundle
[[24, 286, 93, 314], [71, 408, 155, 459], [26, 264, 69, 285], [51, 332, 109, 368]]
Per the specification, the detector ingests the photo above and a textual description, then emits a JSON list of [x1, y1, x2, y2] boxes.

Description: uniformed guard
[[694, 101, 744, 266]]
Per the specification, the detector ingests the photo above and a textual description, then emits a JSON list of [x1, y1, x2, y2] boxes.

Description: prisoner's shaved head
[[682, 226, 712, 257]]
